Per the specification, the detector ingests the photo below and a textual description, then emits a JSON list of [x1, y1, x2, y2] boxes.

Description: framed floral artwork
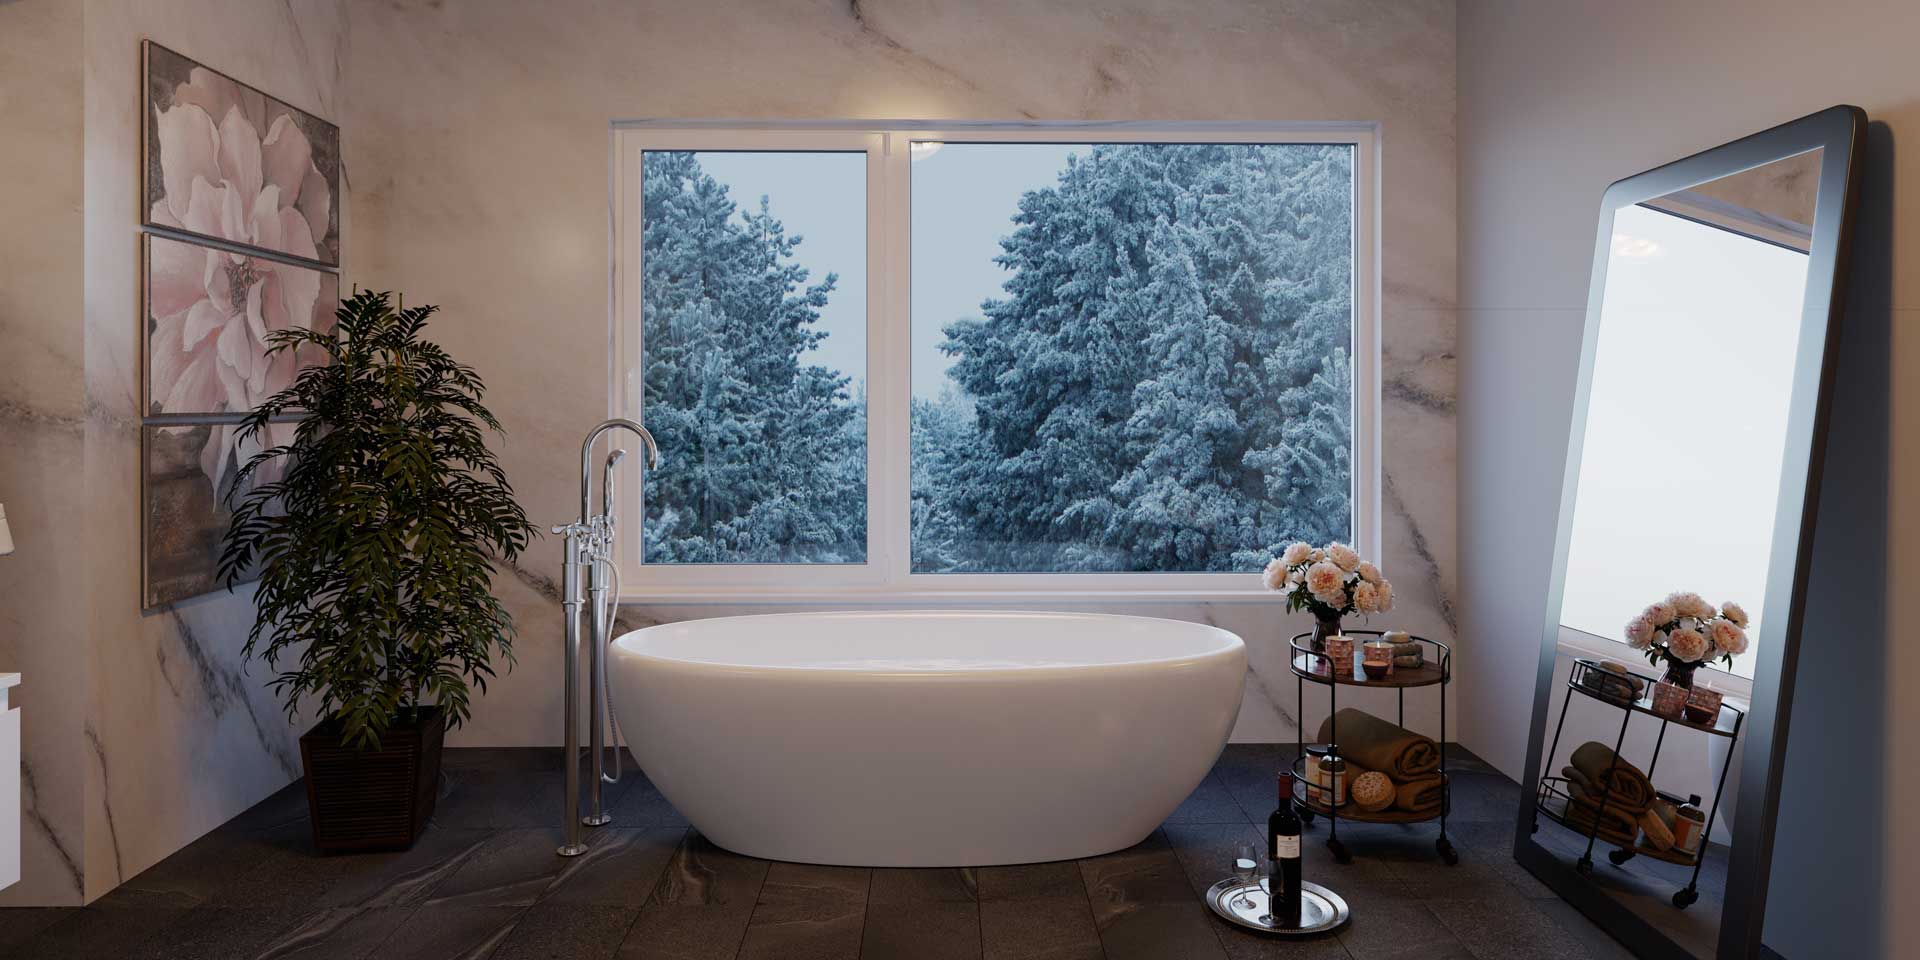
[[142, 41, 340, 267], [144, 233, 339, 417], [142, 421, 293, 608]]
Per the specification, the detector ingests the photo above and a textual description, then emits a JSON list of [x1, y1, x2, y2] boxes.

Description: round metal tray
[[1204, 877, 1350, 935]]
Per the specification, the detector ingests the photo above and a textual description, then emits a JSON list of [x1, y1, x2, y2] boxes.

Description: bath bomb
[[1351, 771, 1395, 812]]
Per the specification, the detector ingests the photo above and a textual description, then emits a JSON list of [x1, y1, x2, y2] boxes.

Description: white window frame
[[610, 121, 1380, 603]]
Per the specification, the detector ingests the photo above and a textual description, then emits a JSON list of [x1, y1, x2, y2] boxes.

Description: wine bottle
[[1268, 771, 1304, 927]]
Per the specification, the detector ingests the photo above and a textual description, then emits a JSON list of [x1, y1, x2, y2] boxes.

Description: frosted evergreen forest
[[640, 144, 1354, 571]]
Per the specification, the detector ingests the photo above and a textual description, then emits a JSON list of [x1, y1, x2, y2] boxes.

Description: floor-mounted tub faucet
[[555, 418, 659, 857]]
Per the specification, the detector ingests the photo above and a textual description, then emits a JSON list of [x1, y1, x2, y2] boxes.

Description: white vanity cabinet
[[1, 673, 17, 891]]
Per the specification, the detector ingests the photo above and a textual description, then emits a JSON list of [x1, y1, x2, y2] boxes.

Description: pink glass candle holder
[[1651, 680, 1689, 719]]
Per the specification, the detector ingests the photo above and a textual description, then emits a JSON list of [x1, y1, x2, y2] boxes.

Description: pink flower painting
[[144, 42, 339, 265], [145, 234, 338, 416]]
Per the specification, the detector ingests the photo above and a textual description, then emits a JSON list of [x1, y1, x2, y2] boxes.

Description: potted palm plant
[[221, 289, 536, 853]]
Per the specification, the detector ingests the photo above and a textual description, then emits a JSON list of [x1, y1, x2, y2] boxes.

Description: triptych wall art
[[140, 41, 341, 608]]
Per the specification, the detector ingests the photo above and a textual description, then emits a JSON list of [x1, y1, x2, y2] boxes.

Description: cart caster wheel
[[1530, 822, 1539, 835], [1436, 837, 1459, 866], [1672, 888, 1698, 909], [1328, 837, 1352, 865], [1608, 849, 1636, 866], [1576, 856, 1594, 876]]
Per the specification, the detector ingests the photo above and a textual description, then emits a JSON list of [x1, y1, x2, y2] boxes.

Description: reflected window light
[[909, 141, 943, 163], [1611, 233, 1662, 259]]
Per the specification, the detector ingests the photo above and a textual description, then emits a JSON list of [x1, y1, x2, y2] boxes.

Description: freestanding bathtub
[[608, 610, 1246, 866]]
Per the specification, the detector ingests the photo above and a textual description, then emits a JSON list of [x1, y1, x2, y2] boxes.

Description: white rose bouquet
[[1624, 591, 1749, 680], [1263, 541, 1394, 623]]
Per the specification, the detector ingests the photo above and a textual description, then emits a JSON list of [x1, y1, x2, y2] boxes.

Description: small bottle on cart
[[1267, 771, 1304, 927]]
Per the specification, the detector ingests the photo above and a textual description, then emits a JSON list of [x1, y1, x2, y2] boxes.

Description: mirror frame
[[1513, 105, 1865, 960]]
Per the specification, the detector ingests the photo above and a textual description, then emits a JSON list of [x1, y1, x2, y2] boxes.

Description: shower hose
[[596, 554, 625, 786]]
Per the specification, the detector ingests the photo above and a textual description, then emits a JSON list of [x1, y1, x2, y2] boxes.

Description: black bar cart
[[1529, 658, 1745, 909], [1289, 630, 1456, 866]]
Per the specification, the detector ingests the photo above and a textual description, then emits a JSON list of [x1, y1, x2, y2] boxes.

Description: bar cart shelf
[[1288, 630, 1456, 867], [1529, 658, 1746, 910]]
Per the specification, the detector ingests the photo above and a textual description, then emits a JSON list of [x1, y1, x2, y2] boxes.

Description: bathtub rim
[[610, 608, 1247, 675]]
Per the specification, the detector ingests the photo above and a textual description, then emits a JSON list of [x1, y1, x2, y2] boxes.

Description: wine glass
[[1230, 841, 1261, 911]]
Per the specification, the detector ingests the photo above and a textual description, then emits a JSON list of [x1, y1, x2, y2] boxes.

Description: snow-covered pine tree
[[640, 152, 865, 562], [926, 143, 1353, 572]]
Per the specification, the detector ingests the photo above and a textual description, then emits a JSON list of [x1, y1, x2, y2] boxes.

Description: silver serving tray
[[1204, 877, 1350, 935]]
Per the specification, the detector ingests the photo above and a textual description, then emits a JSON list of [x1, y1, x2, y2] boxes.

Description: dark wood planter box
[[298, 706, 445, 854]]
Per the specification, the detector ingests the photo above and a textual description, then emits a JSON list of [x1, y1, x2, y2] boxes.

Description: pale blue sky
[[676, 145, 1085, 399]]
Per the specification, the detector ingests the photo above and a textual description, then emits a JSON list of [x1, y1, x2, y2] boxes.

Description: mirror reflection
[[1529, 149, 1822, 959]]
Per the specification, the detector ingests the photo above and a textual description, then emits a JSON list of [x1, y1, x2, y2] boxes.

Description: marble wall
[[344, 0, 1459, 748], [0, 0, 88, 910], [0, 0, 348, 906]]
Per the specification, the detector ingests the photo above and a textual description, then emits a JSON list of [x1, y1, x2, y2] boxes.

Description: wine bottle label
[[1273, 834, 1300, 859]]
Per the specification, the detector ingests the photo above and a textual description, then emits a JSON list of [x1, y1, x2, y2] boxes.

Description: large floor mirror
[[1514, 106, 1865, 959]]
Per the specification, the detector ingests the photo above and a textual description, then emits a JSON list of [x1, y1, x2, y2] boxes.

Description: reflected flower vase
[[1311, 614, 1343, 652], [1660, 658, 1698, 690]]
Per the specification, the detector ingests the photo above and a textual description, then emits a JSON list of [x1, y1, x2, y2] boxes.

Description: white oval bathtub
[[608, 610, 1246, 866]]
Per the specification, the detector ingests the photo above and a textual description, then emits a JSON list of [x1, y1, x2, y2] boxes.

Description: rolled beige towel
[[1316, 709, 1440, 779], [1569, 742, 1654, 811], [1394, 774, 1446, 813]]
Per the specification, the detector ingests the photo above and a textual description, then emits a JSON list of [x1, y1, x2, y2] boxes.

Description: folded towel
[[1563, 801, 1638, 845], [1568, 742, 1654, 810], [1316, 709, 1440, 779], [1394, 774, 1446, 813], [1565, 778, 1643, 835], [1639, 808, 1674, 851]]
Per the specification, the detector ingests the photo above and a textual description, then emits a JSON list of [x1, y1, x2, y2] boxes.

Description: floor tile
[[374, 904, 525, 960], [1162, 821, 1265, 899], [1429, 898, 1597, 960], [492, 902, 639, 960], [977, 861, 1087, 902], [1091, 901, 1230, 960], [541, 828, 686, 908], [1166, 772, 1255, 825], [859, 900, 981, 960], [617, 833, 770, 960], [132, 906, 305, 960], [979, 896, 1103, 960], [1334, 898, 1471, 960], [1214, 920, 1354, 960], [425, 828, 573, 908], [1533, 898, 1636, 960], [250, 904, 415, 960], [868, 866, 979, 904], [313, 827, 498, 910], [605, 780, 691, 829], [0, 908, 73, 953], [8, 906, 186, 960], [1080, 830, 1203, 906], [735, 862, 869, 960], [619, 905, 759, 960]]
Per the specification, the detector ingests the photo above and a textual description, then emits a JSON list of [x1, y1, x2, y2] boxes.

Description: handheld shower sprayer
[[556, 419, 659, 857]]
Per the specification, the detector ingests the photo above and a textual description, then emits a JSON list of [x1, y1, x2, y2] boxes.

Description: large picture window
[[613, 124, 1376, 598]]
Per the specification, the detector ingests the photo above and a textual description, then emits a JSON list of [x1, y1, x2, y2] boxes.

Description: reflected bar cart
[[1529, 658, 1745, 909]]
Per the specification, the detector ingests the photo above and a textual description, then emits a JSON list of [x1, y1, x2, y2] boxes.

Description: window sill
[[617, 588, 1288, 606]]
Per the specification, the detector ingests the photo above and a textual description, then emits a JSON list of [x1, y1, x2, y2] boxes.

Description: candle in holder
[[1325, 635, 1355, 676], [1362, 640, 1396, 677]]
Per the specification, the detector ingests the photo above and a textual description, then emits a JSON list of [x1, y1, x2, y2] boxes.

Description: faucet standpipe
[[557, 419, 660, 858]]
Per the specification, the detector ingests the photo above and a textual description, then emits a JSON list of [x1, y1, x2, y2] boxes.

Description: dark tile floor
[[0, 746, 1640, 960]]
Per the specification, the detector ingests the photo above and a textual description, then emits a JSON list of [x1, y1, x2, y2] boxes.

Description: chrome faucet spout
[[578, 418, 659, 526]]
